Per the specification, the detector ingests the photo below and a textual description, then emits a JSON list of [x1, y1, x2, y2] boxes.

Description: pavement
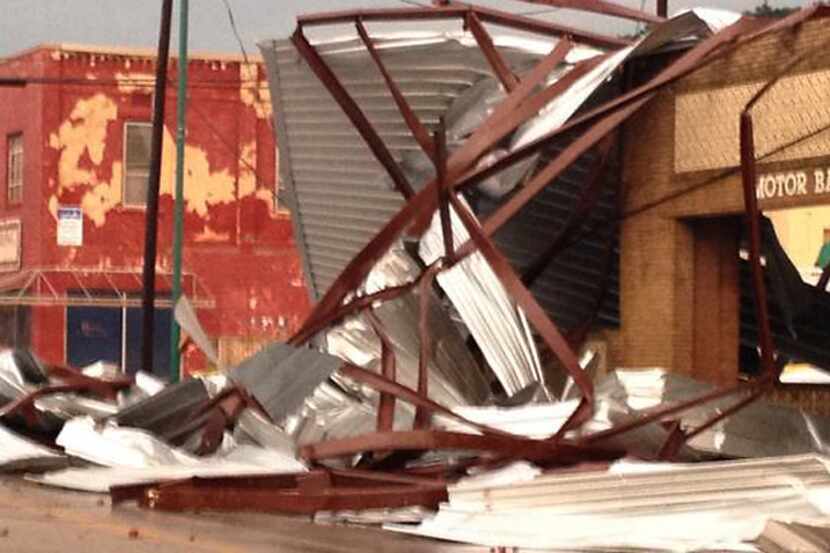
[[0, 476, 462, 553]]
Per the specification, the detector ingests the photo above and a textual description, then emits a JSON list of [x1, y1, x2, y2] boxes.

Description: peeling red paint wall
[[0, 45, 310, 372]]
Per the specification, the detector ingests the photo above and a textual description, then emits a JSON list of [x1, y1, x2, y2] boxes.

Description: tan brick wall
[[620, 17, 830, 383]]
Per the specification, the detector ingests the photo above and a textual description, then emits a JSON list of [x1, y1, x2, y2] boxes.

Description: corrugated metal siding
[[479, 133, 621, 332], [261, 36, 542, 299]]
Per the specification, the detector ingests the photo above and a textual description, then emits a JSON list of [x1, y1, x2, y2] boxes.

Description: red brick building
[[0, 44, 309, 375]]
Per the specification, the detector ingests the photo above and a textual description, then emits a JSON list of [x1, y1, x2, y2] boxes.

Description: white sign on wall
[[57, 206, 83, 247], [0, 219, 21, 272]]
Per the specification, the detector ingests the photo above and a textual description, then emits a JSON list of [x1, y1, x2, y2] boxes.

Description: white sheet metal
[[29, 446, 307, 493], [387, 455, 830, 552], [420, 199, 542, 396], [31, 417, 306, 492], [0, 424, 65, 472]]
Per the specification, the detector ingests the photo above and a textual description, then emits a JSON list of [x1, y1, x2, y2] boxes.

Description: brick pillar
[[620, 214, 740, 385]]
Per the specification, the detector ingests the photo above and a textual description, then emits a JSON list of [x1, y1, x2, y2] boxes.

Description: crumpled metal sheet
[[29, 416, 307, 492], [420, 199, 543, 397], [327, 243, 490, 408], [259, 31, 599, 300], [0, 350, 27, 405], [601, 368, 830, 459], [0, 423, 66, 472], [114, 377, 210, 441], [231, 342, 342, 423]]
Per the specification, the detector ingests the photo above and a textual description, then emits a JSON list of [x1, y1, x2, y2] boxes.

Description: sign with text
[[57, 206, 83, 247], [756, 167, 830, 206], [0, 219, 21, 272]]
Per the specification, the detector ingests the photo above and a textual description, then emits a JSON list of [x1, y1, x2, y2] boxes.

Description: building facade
[[620, 16, 830, 387], [0, 44, 310, 375]]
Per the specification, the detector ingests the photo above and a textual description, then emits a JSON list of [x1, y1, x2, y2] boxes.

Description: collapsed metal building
[[4, 2, 830, 551], [257, 0, 830, 453]]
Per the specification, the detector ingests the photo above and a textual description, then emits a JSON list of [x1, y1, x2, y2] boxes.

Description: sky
[[0, 0, 806, 59]]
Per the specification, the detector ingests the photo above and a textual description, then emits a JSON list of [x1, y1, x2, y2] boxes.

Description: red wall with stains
[[0, 45, 310, 372]]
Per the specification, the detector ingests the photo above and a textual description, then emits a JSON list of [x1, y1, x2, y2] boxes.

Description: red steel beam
[[414, 264, 442, 429], [300, 429, 606, 463], [355, 19, 437, 162], [366, 310, 397, 433], [446, 192, 594, 435], [468, 4, 629, 49], [290, 13, 798, 352], [298, 3, 627, 49], [434, 119, 454, 262], [466, 11, 519, 92], [291, 29, 415, 199], [518, 0, 664, 24], [298, 5, 468, 27], [133, 473, 449, 514], [740, 115, 776, 376], [340, 362, 515, 438]]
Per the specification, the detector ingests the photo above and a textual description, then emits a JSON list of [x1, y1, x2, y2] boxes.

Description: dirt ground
[[0, 477, 465, 553]]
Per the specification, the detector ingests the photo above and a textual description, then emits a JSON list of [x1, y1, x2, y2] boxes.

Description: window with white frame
[[7, 134, 22, 204], [123, 122, 152, 207]]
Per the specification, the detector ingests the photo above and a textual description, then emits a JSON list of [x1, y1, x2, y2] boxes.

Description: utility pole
[[169, 0, 189, 382], [141, 0, 174, 376]]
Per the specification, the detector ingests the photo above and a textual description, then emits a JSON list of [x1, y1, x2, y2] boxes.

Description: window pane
[[125, 124, 152, 170], [124, 174, 149, 206], [7, 134, 22, 204]]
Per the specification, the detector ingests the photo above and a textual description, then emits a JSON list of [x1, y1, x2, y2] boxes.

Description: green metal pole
[[170, 0, 188, 382]]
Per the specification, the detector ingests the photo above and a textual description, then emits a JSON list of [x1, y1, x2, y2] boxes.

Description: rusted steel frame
[[339, 362, 514, 438], [0, 384, 92, 425], [518, 0, 664, 24], [287, 42, 585, 344], [291, 29, 415, 199], [133, 472, 448, 513], [289, 13, 796, 352], [198, 388, 249, 455], [162, 385, 251, 454], [483, 96, 652, 239], [522, 136, 614, 287], [446, 192, 593, 436], [365, 311, 397, 432], [292, 82, 633, 352], [435, 118, 454, 262], [658, 388, 763, 460], [46, 364, 133, 401], [290, 279, 421, 347], [581, 382, 757, 445], [415, 264, 442, 430], [451, 15, 785, 202], [290, 258, 449, 348], [740, 113, 776, 377], [298, 3, 627, 49], [737, 50, 813, 379], [465, 11, 519, 92], [438, 53, 607, 197], [297, 5, 468, 27], [302, 428, 588, 461], [464, 4, 629, 49], [355, 19, 437, 163], [453, 95, 650, 265]]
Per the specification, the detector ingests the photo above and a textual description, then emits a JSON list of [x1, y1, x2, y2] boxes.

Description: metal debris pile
[[5, 2, 830, 552]]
